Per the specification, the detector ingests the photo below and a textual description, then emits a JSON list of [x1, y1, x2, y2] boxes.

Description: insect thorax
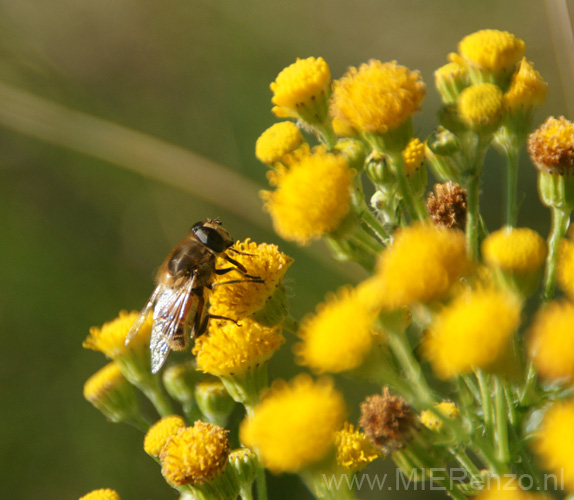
[[167, 239, 217, 284]]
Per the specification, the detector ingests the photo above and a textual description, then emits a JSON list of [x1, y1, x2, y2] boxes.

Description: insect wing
[[124, 285, 162, 346], [150, 277, 196, 374]]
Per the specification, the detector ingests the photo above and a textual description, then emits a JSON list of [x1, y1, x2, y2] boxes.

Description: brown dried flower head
[[528, 116, 574, 176], [426, 181, 468, 230], [359, 387, 418, 455]]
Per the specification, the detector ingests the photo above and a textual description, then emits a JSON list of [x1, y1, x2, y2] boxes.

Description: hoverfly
[[125, 218, 261, 373]]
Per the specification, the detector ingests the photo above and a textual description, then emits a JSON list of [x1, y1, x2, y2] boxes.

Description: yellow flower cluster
[[457, 83, 504, 129], [482, 227, 546, 273], [144, 415, 186, 458], [255, 121, 303, 165], [261, 147, 354, 245], [79, 490, 120, 500], [334, 422, 380, 470], [424, 287, 521, 378], [240, 375, 346, 473]]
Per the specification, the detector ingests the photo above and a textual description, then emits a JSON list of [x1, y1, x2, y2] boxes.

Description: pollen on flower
[[359, 387, 417, 455], [161, 421, 230, 486], [458, 83, 505, 129], [528, 116, 574, 175], [372, 224, 471, 308], [294, 287, 377, 373], [529, 301, 574, 382], [144, 415, 186, 459], [193, 318, 284, 377], [482, 227, 547, 273], [558, 239, 574, 298], [505, 58, 547, 112], [426, 181, 468, 230], [423, 287, 521, 379], [335, 422, 380, 470], [240, 374, 346, 473], [79, 489, 121, 500], [261, 147, 354, 245], [402, 138, 425, 176], [420, 401, 459, 432], [83, 310, 152, 360], [270, 57, 331, 122], [458, 29, 525, 74], [330, 60, 426, 135], [255, 122, 303, 165], [209, 239, 293, 321], [533, 400, 574, 491]]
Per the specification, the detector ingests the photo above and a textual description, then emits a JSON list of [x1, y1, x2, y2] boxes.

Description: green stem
[[543, 205, 571, 300], [316, 122, 338, 150], [254, 460, 268, 500], [138, 375, 174, 418], [451, 448, 481, 477], [359, 203, 390, 243], [502, 381, 517, 427], [494, 378, 510, 464], [504, 145, 520, 227], [520, 361, 538, 406], [387, 331, 434, 405], [282, 314, 299, 334], [465, 173, 481, 260], [476, 370, 493, 435], [388, 151, 428, 222]]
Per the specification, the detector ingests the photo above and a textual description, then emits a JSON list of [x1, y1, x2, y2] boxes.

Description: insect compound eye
[[193, 226, 227, 253]]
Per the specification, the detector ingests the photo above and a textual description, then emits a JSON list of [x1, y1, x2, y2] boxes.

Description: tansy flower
[[529, 300, 574, 382], [482, 227, 546, 273], [426, 181, 468, 230], [504, 58, 547, 113], [528, 116, 574, 176], [240, 374, 346, 473], [359, 387, 417, 455], [402, 138, 425, 176], [434, 61, 469, 104], [372, 224, 471, 309], [294, 287, 378, 374], [161, 421, 230, 486], [83, 362, 140, 424], [255, 122, 304, 165], [558, 238, 574, 298], [261, 147, 354, 245], [193, 318, 284, 378], [457, 83, 505, 130], [143, 415, 186, 459], [228, 448, 258, 487], [423, 287, 521, 378], [330, 60, 426, 137], [458, 29, 525, 79], [209, 239, 293, 326], [533, 400, 574, 491], [79, 490, 121, 500], [270, 57, 331, 125], [482, 227, 546, 296], [420, 401, 459, 432], [335, 422, 380, 470], [83, 310, 151, 361]]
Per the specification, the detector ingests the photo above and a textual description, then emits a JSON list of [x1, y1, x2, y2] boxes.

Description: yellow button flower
[[529, 300, 574, 382], [331, 59, 426, 135], [161, 421, 230, 486], [209, 239, 293, 324], [505, 58, 547, 112], [270, 57, 331, 124], [261, 147, 354, 245], [420, 401, 459, 432], [475, 479, 546, 500], [79, 489, 121, 500], [402, 138, 425, 176], [482, 227, 546, 273], [255, 121, 303, 165], [143, 415, 186, 459], [423, 288, 521, 378], [294, 287, 377, 373], [533, 400, 574, 491], [240, 374, 346, 473], [458, 29, 525, 75], [373, 224, 471, 308], [83, 310, 151, 360], [458, 83, 505, 130], [193, 318, 284, 378], [335, 422, 380, 470]]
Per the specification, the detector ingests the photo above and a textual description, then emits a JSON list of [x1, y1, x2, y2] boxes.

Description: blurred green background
[[0, 0, 571, 498]]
